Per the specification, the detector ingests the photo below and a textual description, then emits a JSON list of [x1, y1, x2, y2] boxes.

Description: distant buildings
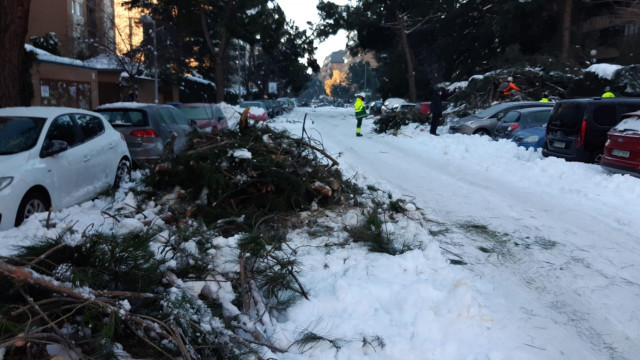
[[319, 50, 378, 97], [25, 0, 177, 108]]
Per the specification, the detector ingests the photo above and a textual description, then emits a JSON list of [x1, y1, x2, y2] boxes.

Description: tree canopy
[[123, 0, 317, 102], [316, 0, 626, 101]]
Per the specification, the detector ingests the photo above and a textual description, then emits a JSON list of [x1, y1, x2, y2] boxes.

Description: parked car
[[418, 102, 431, 116], [449, 101, 554, 136], [176, 103, 228, 133], [599, 111, 640, 177], [493, 107, 552, 140], [511, 125, 547, 150], [392, 103, 419, 113], [96, 103, 195, 165], [0, 107, 131, 229], [258, 99, 279, 117], [276, 98, 293, 112], [543, 97, 640, 163], [368, 101, 383, 115], [382, 98, 406, 115], [239, 101, 268, 121]]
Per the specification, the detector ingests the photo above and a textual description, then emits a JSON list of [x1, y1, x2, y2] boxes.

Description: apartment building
[[27, 0, 115, 59]]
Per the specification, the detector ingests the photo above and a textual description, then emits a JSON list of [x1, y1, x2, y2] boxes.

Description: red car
[[177, 103, 228, 132], [239, 101, 269, 121], [418, 102, 431, 115], [600, 111, 640, 177]]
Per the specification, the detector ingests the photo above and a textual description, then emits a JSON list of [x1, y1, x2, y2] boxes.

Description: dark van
[[542, 98, 640, 163]]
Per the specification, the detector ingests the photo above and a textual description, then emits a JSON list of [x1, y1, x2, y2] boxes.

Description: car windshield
[[0, 116, 47, 155], [98, 110, 148, 127], [548, 102, 584, 128], [178, 106, 213, 120], [613, 117, 640, 132]]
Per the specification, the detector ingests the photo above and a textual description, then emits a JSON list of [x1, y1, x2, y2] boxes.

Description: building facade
[[27, 0, 115, 59]]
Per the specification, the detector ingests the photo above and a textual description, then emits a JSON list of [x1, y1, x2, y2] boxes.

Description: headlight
[[0, 177, 13, 191], [523, 135, 539, 143]]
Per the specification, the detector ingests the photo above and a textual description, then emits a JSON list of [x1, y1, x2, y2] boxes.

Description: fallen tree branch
[[265, 253, 310, 300], [293, 138, 340, 168], [186, 140, 235, 155]]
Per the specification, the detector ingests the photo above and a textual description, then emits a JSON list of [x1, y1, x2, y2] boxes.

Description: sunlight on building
[[114, 0, 144, 54], [323, 68, 348, 98]]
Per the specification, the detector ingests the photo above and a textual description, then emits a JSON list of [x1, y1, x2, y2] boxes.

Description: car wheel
[[15, 189, 50, 227], [473, 129, 490, 136], [114, 159, 131, 188]]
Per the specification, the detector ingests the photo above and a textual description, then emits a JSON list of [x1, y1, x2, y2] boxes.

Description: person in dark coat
[[429, 87, 443, 136]]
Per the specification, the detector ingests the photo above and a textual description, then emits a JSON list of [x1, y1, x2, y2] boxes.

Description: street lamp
[[139, 14, 158, 104]]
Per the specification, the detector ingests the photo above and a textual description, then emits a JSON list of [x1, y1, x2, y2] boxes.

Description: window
[[0, 117, 46, 155], [165, 107, 190, 125], [502, 111, 520, 123], [45, 115, 79, 148], [624, 22, 640, 36], [592, 105, 617, 126], [215, 107, 225, 120], [158, 108, 177, 124], [532, 110, 551, 125], [98, 110, 147, 127], [72, 0, 83, 16], [75, 114, 104, 140]]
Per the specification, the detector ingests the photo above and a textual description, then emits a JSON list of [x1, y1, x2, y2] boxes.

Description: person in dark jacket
[[429, 87, 443, 136]]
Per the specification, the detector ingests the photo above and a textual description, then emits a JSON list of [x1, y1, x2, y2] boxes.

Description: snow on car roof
[[0, 106, 100, 118], [96, 102, 155, 110]]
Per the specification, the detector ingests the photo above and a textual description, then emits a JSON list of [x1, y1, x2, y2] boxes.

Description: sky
[[2, 93, 639, 358], [277, 0, 349, 63]]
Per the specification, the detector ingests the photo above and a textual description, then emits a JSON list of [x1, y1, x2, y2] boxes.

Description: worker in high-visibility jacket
[[602, 86, 615, 98], [354, 93, 367, 137]]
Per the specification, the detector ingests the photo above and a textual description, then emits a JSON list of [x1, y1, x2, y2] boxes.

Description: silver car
[[96, 103, 195, 165], [449, 101, 554, 136]]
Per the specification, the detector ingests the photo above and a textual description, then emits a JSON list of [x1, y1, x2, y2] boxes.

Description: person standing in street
[[354, 93, 367, 137], [430, 87, 443, 136]]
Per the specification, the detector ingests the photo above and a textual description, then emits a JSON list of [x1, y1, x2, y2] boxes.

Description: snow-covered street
[[2, 105, 639, 359], [271, 107, 640, 359]]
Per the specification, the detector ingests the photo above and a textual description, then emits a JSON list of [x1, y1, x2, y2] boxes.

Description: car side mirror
[[189, 119, 197, 127], [40, 139, 69, 158]]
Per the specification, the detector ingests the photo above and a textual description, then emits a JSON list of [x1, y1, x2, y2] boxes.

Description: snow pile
[[585, 63, 623, 79]]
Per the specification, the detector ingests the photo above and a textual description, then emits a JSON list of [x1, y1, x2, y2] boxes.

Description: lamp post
[[139, 14, 158, 104]]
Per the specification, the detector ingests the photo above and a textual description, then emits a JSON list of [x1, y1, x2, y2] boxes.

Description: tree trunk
[[0, 0, 33, 107], [215, 30, 230, 103], [560, 0, 573, 63], [397, 11, 417, 102], [200, 3, 234, 103]]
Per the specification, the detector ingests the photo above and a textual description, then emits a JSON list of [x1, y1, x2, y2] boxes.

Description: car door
[[74, 113, 113, 191], [39, 114, 86, 208]]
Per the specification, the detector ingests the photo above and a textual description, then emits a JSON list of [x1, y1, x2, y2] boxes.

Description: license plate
[[612, 149, 630, 158], [552, 141, 565, 149]]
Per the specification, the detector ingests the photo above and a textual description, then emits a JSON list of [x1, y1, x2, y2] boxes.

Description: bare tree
[[560, 0, 573, 63], [381, 10, 437, 102]]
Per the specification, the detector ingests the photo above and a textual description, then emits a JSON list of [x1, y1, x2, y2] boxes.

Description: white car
[[381, 98, 407, 115], [0, 107, 131, 230]]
